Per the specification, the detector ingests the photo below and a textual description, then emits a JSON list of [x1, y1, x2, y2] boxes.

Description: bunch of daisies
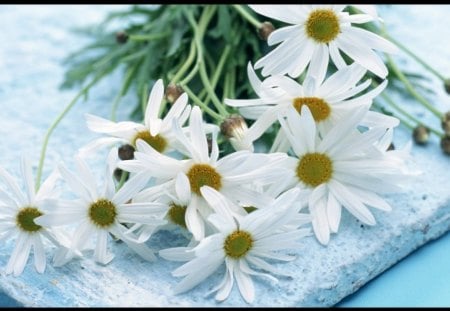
[[0, 5, 412, 304]]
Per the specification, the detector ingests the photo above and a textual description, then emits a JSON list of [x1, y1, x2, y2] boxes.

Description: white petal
[[189, 106, 209, 163], [75, 156, 98, 200], [328, 40, 347, 69], [20, 155, 35, 203], [185, 197, 205, 241], [336, 34, 388, 78], [111, 225, 157, 261], [327, 191, 341, 233], [112, 172, 150, 205], [200, 186, 236, 221], [13, 235, 33, 276], [343, 26, 398, 54], [329, 180, 376, 225], [234, 267, 255, 303], [159, 247, 196, 262], [145, 79, 164, 127], [306, 44, 329, 85], [32, 235, 46, 273], [77, 137, 127, 158], [215, 259, 235, 301], [58, 164, 94, 202], [172, 251, 223, 294], [249, 5, 306, 24], [309, 184, 330, 245], [0, 166, 27, 206], [94, 230, 114, 265], [268, 24, 301, 46], [35, 210, 86, 227], [175, 173, 191, 205], [6, 232, 27, 275], [35, 168, 60, 202]]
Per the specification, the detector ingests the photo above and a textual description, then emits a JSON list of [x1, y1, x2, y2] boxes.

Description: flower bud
[[118, 144, 135, 160], [412, 125, 430, 145], [115, 31, 129, 44], [220, 115, 253, 152], [258, 21, 275, 41], [441, 111, 450, 136], [440, 136, 450, 155], [165, 83, 184, 104]]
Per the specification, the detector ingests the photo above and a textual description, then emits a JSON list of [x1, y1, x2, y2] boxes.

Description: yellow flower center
[[296, 153, 333, 187], [293, 97, 331, 122], [89, 199, 117, 228], [132, 130, 167, 153], [16, 207, 43, 233], [167, 203, 187, 228], [186, 164, 222, 195], [306, 9, 340, 43], [224, 230, 253, 259]]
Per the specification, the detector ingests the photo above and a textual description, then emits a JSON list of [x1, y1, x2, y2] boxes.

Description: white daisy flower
[[249, 4, 398, 79], [124, 172, 194, 243], [118, 106, 288, 241], [277, 105, 410, 245], [78, 79, 191, 157], [225, 63, 398, 152], [0, 157, 70, 276], [159, 186, 311, 304], [35, 150, 167, 266]]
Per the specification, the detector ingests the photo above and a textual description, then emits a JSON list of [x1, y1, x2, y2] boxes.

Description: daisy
[[0, 156, 70, 276], [159, 186, 311, 304], [78, 79, 191, 157], [124, 172, 194, 243], [118, 106, 288, 241], [35, 150, 168, 266], [225, 63, 398, 152], [277, 105, 409, 245], [249, 5, 398, 79]]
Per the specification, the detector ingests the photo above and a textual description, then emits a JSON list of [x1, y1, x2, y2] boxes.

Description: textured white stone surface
[[0, 5, 449, 307]]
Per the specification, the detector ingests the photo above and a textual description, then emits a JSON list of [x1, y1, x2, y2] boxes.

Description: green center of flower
[[306, 9, 340, 43], [293, 97, 331, 122], [16, 207, 43, 233], [186, 164, 222, 195], [224, 230, 253, 259], [296, 153, 333, 187], [132, 130, 167, 153], [167, 203, 187, 228], [89, 199, 117, 228]]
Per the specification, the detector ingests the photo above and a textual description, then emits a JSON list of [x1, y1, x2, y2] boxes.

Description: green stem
[[128, 32, 170, 41], [171, 40, 197, 85], [116, 171, 129, 190], [35, 75, 103, 190], [380, 92, 443, 137], [186, 7, 229, 117], [384, 33, 446, 82], [232, 4, 262, 28], [386, 54, 443, 119], [179, 62, 199, 85], [204, 44, 231, 106], [222, 72, 231, 103], [181, 84, 224, 122]]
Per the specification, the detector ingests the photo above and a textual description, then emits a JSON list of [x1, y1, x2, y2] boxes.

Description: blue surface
[[0, 4, 450, 307], [337, 231, 450, 307]]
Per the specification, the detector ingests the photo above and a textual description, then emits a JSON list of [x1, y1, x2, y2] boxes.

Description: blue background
[[0, 5, 449, 307]]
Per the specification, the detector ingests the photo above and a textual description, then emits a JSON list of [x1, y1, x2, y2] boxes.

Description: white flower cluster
[[0, 5, 413, 304]]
